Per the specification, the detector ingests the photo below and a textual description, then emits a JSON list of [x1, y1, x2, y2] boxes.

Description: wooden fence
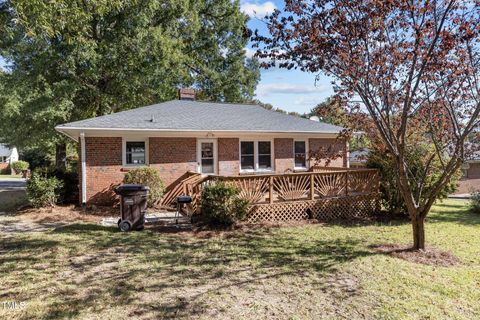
[[161, 168, 381, 222]]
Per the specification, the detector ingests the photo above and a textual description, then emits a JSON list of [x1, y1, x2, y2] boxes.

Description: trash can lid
[[115, 184, 149, 193], [177, 195, 193, 203]]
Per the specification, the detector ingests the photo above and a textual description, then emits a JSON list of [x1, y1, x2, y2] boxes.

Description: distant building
[[0, 144, 19, 171], [349, 148, 369, 168], [463, 150, 480, 179]]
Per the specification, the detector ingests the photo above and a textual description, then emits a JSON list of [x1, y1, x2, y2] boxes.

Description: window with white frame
[[0, 156, 6, 163], [294, 140, 307, 168], [125, 141, 146, 165], [240, 140, 272, 171], [240, 141, 255, 170]]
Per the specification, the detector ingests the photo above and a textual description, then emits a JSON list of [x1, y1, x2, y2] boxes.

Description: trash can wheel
[[119, 220, 132, 232]]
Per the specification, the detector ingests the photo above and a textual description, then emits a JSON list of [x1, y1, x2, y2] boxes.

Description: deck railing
[[212, 168, 380, 204], [167, 168, 378, 213], [160, 167, 380, 221]]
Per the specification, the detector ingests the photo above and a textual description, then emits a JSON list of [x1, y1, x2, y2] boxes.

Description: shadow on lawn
[[428, 201, 480, 225], [1, 224, 374, 319]]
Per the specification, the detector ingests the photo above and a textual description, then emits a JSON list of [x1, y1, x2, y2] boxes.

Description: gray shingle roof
[[0, 144, 13, 157], [56, 100, 343, 134]]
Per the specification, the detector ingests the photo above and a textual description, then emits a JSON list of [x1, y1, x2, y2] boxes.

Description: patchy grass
[[0, 199, 479, 319]]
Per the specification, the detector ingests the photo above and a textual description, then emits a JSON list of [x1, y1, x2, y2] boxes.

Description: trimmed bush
[[471, 192, 480, 213], [201, 181, 249, 226], [11, 160, 29, 174], [26, 169, 63, 207], [123, 167, 165, 206]]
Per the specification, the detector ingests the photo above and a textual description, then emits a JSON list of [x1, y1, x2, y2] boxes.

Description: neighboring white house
[[0, 144, 19, 167], [349, 148, 369, 168]]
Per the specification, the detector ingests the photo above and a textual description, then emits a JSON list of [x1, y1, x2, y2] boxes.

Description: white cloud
[[244, 47, 256, 59], [293, 96, 324, 106], [256, 83, 329, 96], [241, 1, 276, 18]]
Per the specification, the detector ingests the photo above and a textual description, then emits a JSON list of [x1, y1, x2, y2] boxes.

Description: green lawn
[[0, 174, 23, 179], [1, 199, 479, 319]]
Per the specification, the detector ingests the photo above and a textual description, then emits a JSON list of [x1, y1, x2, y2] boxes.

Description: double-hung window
[[124, 140, 147, 166], [240, 140, 272, 172], [294, 140, 307, 169]]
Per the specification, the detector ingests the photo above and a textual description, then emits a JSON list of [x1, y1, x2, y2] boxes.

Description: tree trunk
[[55, 143, 67, 170], [412, 216, 426, 250]]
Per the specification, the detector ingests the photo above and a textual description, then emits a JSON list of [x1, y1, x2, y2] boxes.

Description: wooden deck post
[[310, 174, 315, 200], [269, 176, 274, 204], [345, 171, 349, 196]]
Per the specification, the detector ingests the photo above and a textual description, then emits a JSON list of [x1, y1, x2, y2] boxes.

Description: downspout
[[346, 141, 350, 168], [80, 132, 87, 205]]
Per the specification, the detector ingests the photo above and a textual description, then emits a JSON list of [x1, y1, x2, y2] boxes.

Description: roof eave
[[55, 126, 343, 140]]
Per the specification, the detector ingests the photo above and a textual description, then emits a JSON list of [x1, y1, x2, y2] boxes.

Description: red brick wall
[[149, 137, 197, 186], [0, 163, 9, 173], [79, 135, 348, 205], [309, 138, 347, 167], [218, 138, 239, 176], [468, 163, 480, 178], [83, 137, 123, 205], [274, 138, 294, 173]]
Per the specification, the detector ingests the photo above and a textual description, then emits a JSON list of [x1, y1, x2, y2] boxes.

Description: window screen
[[126, 141, 145, 165], [294, 141, 306, 168]]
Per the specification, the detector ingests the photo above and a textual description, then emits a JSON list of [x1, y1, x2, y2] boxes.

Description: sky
[[242, 1, 334, 114], [0, 1, 335, 115]]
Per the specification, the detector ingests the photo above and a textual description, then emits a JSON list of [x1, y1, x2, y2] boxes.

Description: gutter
[[55, 126, 343, 136]]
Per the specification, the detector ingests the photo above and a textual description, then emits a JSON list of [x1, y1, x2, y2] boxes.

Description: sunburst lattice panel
[[247, 193, 380, 223]]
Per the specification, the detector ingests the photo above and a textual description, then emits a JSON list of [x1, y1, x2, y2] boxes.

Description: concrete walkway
[[101, 211, 192, 229]]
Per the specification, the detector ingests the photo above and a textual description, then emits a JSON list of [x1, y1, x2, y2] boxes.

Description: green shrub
[[201, 181, 249, 226], [471, 192, 480, 213], [49, 167, 79, 204], [123, 167, 165, 206], [26, 169, 63, 207], [11, 160, 29, 173], [367, 143, 460, 215]]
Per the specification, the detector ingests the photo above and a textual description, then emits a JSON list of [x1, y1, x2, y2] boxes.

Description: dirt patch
[[371, 244, 461, 267]]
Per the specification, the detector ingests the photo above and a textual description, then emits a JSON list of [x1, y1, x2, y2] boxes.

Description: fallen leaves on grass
[[371, 244, 461, 267]]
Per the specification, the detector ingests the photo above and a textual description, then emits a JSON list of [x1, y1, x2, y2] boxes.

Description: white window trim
[[197, 138, 218, 175], [122, 137, 149, 167], [293, 139, 309, 170], [239, 139, 274, 173]]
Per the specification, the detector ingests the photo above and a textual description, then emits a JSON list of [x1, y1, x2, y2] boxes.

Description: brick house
[[56, 89, 347, 205], [463, 151, 480, 179]]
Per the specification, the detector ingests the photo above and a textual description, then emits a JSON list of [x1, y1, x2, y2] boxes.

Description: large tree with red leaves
[[254, 0, 480, 250]]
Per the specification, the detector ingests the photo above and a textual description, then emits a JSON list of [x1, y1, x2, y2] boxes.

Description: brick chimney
[[178, 88, 195, 101]]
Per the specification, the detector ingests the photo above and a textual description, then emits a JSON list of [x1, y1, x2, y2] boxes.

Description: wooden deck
[[161, 167, 381, 222]]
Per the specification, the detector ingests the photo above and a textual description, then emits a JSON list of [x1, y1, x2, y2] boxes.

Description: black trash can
[[114, 184, 149, 232]]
